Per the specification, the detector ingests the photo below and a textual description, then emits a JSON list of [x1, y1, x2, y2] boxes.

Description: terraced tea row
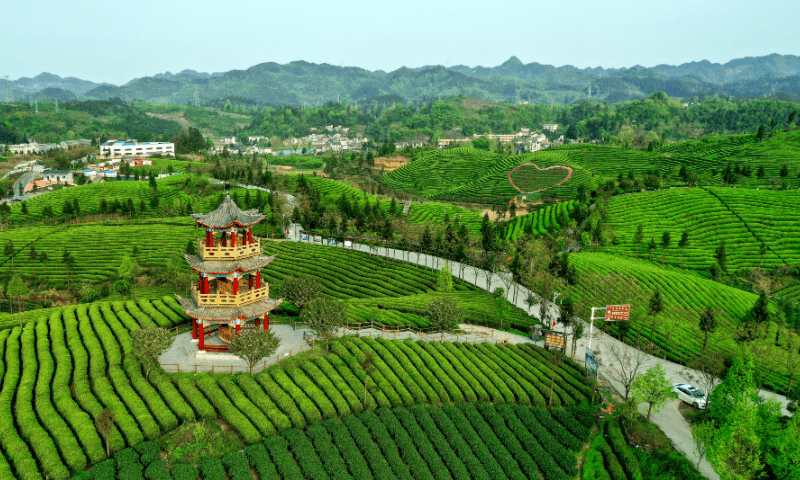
[[6, 175, 250, 223], [85, 403, 595, 480], [0, 296, 591, 479], [601, 187, 800, 272], [0, 220, 202, 286], [502, 201, 577, 242], [566, 252, 796, 394]]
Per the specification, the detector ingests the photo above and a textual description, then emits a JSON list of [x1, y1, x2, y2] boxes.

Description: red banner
[[605, 304, 630, 321]]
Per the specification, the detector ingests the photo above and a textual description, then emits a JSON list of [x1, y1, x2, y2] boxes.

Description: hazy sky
[[3, 0, 799, 85]]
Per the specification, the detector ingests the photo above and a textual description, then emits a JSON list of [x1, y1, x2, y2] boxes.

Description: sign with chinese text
[[605, 304, 630, 322]]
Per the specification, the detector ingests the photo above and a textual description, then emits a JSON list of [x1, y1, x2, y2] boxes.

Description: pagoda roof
[[185, 253, 277, 274], [191, 193, 266, 228], [176, 295, 283, 321]]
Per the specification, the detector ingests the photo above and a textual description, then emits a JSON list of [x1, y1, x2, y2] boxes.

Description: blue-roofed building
[[101, 139, 174, 157]]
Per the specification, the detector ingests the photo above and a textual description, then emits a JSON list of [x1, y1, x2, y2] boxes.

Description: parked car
[[673, 383, 708, 409]]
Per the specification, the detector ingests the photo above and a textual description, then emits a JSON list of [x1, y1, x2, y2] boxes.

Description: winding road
[[286, 223, 793, 480]]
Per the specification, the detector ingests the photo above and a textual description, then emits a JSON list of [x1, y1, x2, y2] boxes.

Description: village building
[[176, 194, 283, 353], [101, 139, 175, 157]]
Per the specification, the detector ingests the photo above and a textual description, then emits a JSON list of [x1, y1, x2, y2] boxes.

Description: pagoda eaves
[[191, 194, 266, 228], [184, 253, 276, 275]]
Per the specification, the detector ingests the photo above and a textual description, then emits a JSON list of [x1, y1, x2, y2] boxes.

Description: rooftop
[[176, 295, 283, 321], [184, 253, 276, 274], [190, 193, 266, 228]]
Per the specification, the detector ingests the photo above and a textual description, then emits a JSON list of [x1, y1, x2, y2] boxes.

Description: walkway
[[286, 223, 793, 480]]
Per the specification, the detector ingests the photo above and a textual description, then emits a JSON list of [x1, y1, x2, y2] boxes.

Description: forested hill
[[9, 54, 800, 108]]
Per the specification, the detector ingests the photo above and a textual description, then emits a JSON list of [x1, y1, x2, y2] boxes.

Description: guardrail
[[191, 284, 269, 307], [198, 238, 261, 260], [159, 340, 316, 375]]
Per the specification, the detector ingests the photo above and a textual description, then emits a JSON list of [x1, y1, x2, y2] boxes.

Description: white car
[[673, 383, 708, 409]]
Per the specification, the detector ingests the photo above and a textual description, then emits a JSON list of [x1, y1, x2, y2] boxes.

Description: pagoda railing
[[198, 238, 261, 260], [192, 284, 270, 307]]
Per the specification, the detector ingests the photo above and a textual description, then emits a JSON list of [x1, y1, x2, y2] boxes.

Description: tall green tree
[[302, 297, 347, 353], [661, 231, 671, 264], [228, 328, 281, 376], [678, 230, 690, 268], [7, 274, 29, 326], [426, 294, 462, 340], [631, 364, 675, 422], [647, 289, 663, 349], [699, 307, 718, 358], [129, 326, 174, 380]]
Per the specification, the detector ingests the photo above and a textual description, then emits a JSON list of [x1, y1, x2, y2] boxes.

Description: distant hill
[[8, 54, 800, 107]]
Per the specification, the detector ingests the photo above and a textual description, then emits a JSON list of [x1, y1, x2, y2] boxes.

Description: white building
[[42, 170, 74, 183], [543, 124, 559, 132], [100, 140, 174, 157]]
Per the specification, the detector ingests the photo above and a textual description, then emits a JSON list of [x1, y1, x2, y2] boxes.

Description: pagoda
[[176, 193, 282, 352]]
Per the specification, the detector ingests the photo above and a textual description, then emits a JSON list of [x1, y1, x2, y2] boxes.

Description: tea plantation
[[600, 187, 800, 273], [565, 251, 798, 394], [0, 295, 606, 479]]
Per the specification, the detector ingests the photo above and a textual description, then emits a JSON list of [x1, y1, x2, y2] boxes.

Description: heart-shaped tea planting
[[509, 163, 573, 193]]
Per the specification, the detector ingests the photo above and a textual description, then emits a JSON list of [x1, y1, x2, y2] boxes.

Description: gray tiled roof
[[176, 295, 283, 321], [184, 253, 277, 274], [190, 193, 266, 228]]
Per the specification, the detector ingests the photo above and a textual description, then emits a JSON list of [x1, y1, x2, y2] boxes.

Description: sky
[[2, 0, 799, 85]]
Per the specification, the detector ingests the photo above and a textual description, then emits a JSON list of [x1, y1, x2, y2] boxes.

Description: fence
[[159, 340, 316, 375], [158, 321, 507, 375]]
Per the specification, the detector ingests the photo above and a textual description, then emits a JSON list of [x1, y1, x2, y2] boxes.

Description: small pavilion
[[176, 193, 282, 352]]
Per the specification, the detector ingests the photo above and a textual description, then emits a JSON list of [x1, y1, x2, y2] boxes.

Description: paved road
[[286, 223, 793, 480]]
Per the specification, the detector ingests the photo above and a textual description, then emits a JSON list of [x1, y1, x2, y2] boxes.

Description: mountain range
[[7, 54, 800, 107]]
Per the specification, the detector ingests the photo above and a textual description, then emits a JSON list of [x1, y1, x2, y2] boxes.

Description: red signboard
[[605, 304, 631, 321]]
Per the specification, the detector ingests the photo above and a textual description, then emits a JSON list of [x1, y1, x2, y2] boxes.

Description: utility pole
[[55, 98, 59, 113], [35, 99, 38, 115], [587, 86, 592, 99], [194, 86, 200, 107]]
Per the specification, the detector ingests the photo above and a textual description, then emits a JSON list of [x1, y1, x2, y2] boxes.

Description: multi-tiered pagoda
[[177, 193, 282, 352]]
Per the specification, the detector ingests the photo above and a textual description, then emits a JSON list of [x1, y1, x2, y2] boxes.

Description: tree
[[756, 124, 765, 141], [647, 290, 663, 349], [117, 254, 137, 298], [7, 274, 29, 326], [633, 224, 644, 258], [436, 262, 453, 292], [426, 294, 462, 340], [780, 164, 789, 178], [3, 240, 14, 268], [129, 326, 173, 380], [39, 251, 48, 284], [707, 398, 763, 480], [678, 231, 689, 268], [647, 237, 657, 260], [114, 279, 132, 302], [750, 292, 771, 336], [186, 239, 197, 255], [660, 231, 670, 264], [228, 328, 281, 376], [603, 342, 651, 400], [281, 275, 322, 312], [699, 307, 717, 358], [62, 248, 76, 285], [631, 364, 675, 422], [692, 421, 715, 470], [302, 297, 347, 353], [94, 408, 116, 457]]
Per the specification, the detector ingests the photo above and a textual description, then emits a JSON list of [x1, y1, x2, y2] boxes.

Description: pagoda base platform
[[196, 350, 241, 361]]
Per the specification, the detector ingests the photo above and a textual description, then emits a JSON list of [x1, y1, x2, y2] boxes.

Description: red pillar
[[206, 230, 213, 247], [198, 272, 203, 290], [231, 231, 236, 247], [255, 318, 260, 328], [235, 323, 241, 334], [192, 318, 198, 340], [233, 277, 239, 295], [264, 314, 269, 330], [198, 323, 205, 350], [222, 231, 227, 247], [248, 229, 254, 244], [248, 274, 254, 290], [203, 276, 209, 294], [255, 271, 261, 288]]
